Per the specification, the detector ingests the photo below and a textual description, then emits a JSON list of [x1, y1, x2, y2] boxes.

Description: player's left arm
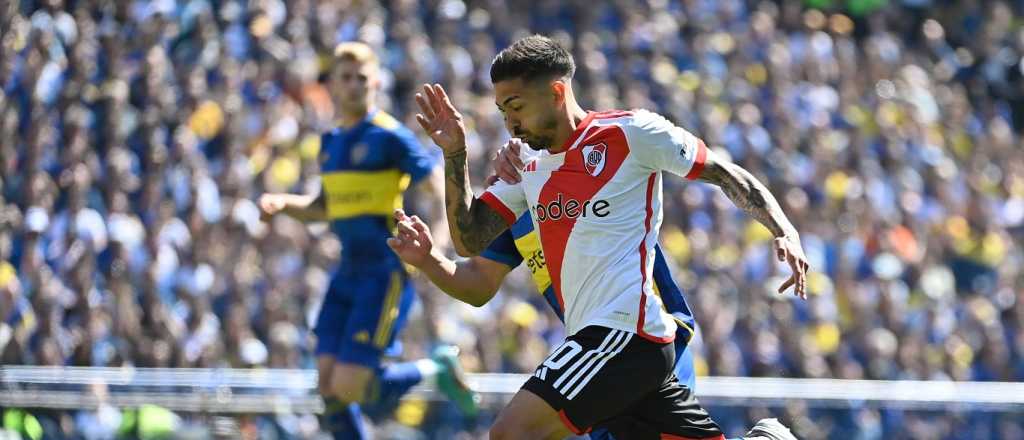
[[695, 149, 809, 298], [394, 127, 451, 251], [630, 110, 809, 298], [412, 167, 451, 250]]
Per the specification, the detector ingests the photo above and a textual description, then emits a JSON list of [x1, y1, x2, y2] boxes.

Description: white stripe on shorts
[[561, 330, 631, 398], [551, 329, 623, 391]]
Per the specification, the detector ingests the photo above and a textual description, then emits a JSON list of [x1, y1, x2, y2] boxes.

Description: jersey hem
[[575, 319, 677, 343]]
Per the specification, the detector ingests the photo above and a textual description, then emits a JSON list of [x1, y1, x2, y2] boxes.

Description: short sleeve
[[480, 229, 523, 269], [480, 178, 528, 226], [626, 110, 708, 180], [391, 127, 438, 184]]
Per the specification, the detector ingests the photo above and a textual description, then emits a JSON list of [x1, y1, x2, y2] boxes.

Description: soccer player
[[258, 42, 477, 440], [386, 207, 698, 440], [415, 35, 808, 440]]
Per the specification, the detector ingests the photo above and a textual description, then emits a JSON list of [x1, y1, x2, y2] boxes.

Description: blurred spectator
[[1, 0, 1023, 438]]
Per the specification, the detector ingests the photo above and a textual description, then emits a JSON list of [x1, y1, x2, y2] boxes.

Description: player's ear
[[551, 80, 566, 106], [367, 65, 382, 89]]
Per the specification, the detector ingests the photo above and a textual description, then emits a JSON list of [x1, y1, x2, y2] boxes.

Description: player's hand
[[258, 194, 288, 222], [774, 235, 809, 299], [415, 84, 467, 156], [387, 209, 435, 267], [492, 138, 526, 184]]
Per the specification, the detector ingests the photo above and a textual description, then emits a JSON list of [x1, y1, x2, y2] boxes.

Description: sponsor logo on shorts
[[354, 330, 370, 343]]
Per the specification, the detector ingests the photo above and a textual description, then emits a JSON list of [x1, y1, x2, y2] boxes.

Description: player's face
[[494, 78, 561, 151], [328, 60, 378, 112]]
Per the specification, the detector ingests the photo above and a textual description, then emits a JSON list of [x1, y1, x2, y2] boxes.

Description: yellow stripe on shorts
[[373, 272, 403, 348]]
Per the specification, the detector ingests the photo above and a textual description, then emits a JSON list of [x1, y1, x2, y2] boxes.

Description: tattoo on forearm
[[443, 151, 508, 254], [699, 162, 797, 239]]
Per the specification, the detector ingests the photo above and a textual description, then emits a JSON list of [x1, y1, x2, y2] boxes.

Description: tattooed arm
[[443, 149, 512, 256], [697, 152, 797, 239], [696, 149, 810, 298], [415, 83, 512, 256]]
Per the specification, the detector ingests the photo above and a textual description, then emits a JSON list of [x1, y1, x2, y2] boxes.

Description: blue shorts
[[313, 268, 415, 369]]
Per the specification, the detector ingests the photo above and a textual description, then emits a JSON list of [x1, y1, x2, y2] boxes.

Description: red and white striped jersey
[[480, 109, 708, 342]]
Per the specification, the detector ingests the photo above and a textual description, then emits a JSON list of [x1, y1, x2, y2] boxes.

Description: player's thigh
[[313, 276, 353, 360], [358, 270, 416, 355], [601, 376, 723, 440], [521, 327, 668, 436], [491, 388, 573, 440], [336, 269, 413, 366], [317, 355, 337, 395], [330, 362, 376, 404]]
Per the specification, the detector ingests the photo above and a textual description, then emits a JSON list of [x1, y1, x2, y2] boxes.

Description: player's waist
[[337, 250, 402, 264], [566, 320, 678, 347], [333, 258, 405, 277], [560, 291, 683, 340], [335, 243, 403, 266], [330, 218, 394, 238], [562, 305, 693, 338]]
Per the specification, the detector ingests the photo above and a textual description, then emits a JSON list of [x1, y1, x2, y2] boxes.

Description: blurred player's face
[[494, 78, 562, 151], [328, 60, 379, 113]]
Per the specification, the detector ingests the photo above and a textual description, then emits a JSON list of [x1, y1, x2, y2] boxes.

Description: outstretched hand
[[415, 84, 467, 155], [386, 209, 435, 267], [258, 194, 287, 222], [774, 236, 809, 299]]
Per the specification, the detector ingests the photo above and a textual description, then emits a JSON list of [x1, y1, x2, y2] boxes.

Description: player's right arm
[[387, 209, 511, 306], [414, 83, 518, 256], [258, 186, 327, 223]]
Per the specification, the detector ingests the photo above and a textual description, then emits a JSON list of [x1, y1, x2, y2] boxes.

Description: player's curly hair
[[490, 35, 575, 84]]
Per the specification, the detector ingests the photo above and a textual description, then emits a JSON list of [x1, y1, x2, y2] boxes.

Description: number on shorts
[[541, 341, 583, 370]]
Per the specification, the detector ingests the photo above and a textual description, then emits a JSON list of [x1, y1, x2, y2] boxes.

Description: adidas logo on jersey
[[533, 194, 610, 222]]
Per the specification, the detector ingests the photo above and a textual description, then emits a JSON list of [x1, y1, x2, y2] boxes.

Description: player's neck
[[338, 105, 374, 128], [549, 104, 589, 154]]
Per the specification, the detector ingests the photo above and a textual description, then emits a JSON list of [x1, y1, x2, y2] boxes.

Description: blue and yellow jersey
[[481, 214, 697, 343], [320, 110, 436, 272]]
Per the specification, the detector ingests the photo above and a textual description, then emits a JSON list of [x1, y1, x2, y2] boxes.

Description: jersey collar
[[556, 111, 596, 153], [335, 109, 378, 132]]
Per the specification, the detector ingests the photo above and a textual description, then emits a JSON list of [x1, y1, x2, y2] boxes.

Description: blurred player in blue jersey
[[258, 42, 477, 440], [387, 204, 698, 440]]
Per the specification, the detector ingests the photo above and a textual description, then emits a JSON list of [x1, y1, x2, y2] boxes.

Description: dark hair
[[490, 35, 575, 84]]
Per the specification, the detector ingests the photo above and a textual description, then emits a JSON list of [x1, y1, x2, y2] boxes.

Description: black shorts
[[522, 326, 723, 440]]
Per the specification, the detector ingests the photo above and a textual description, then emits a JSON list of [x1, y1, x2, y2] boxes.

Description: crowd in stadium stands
[[1, 0, 1023, 438]]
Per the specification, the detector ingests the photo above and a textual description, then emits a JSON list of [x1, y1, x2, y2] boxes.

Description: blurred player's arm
[[258, 187, 327, 223], [695, 149, 809, 297], [414, 167, 452, 251], [387, 210, 510, 306], [415, 83, 510, 256]]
